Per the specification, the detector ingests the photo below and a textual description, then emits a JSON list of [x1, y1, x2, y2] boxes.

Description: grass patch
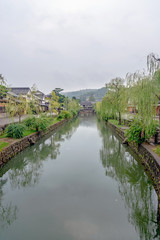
[[0, 142, 9, 151], [0, 117, 62, 140], [108, 119, 124, 127], [0, 133, 7, 138], [153, 146, 160, 156], [23, 129, 36, 137]]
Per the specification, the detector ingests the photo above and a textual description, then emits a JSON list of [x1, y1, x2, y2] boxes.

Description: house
[[34, 90, 49, 112], [9, 87, 31, 99], [80, 101, 93, 109]]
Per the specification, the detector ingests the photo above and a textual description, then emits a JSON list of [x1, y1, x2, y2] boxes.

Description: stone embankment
[[0, 119, 68, 168], [108, 121, 160, 202]]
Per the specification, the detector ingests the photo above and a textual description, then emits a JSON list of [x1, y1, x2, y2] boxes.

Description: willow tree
[[106, 77, 126, 125], [0, 74, 7, 99], [47, 90, 60, 116], [147, 53, 160, 77], [126, 72, 158, 142], [28, 84, 40, 114], [6, 94, 28, 122], [99, 91, 117, 121], [147, 53, 160, 123], [67, 98, 81, 116]]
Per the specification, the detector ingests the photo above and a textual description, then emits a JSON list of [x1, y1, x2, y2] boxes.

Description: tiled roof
[[9, 88, 30, 95], [80, 101, 93, 106]]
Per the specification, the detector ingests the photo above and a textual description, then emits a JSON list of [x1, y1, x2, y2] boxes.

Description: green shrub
[[126, 118, 158, 144], [24, 116, 36, 129], [57, 110, 72, 120], [34, 114, 51, 132], [70, 109, 77, 117], [6, 124, 26, 139], [144, 120, 159, 140], [126, 119, 143, 144]]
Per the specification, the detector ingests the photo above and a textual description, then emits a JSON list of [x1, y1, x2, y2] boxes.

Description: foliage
[[47, 90, 60, 115], [126, 117, 158, 144], [64, 98, 81, 116], [34, 114, 52, 132], [153, 146, 160, 156], [6, 93, 28, 122], [0, 85, 7, 99], [53, 88, 65, 103], [0, 74, 7, 99], [64, 87, 107, 101], [96, 78, 127, 124], [106, 77, 127, 125], [57, 110, 72, 120], [6, 124, 26, 139], [108, 119, 123, 127], [96, 53, 160, 144], [24, 116, 36, 129], [23, 129, 36, 136], [126, 118, 144, 144], [147, 53, 160, 77], [0, 142, 9, 151], [28, 84, 40, 114], [28, 101, 39, 114]]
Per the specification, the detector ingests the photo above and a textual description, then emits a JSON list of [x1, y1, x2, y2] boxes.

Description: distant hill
[[63, 87, 107, 101]]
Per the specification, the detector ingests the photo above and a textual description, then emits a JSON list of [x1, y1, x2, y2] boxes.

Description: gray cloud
[[0, 0, 160, 93]]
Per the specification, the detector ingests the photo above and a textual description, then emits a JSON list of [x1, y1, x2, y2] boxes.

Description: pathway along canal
[[0, 116, 159, 240]]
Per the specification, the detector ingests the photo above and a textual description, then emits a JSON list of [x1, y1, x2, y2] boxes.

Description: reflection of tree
[[0, 118, 80, 228], [97, 119, 160, 240], [0, 179, 18, 229], [0, 118, 80, 190]]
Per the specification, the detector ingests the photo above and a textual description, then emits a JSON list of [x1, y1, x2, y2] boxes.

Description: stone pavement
[[0, 115, 28, 127]]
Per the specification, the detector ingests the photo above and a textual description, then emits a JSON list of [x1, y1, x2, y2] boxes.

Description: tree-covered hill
[[63, 87, 107, 101]]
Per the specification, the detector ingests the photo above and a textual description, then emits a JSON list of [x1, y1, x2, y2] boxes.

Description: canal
[[0, 116, 159, 240]]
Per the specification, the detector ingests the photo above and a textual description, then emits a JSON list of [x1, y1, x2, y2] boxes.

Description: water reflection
[[0, 179, 18, 229], [97, 119, 160, 240], [0, 118, 80, 228]]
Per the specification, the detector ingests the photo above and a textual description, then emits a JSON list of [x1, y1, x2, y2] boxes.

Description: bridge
[[79, 101, 95, 116]]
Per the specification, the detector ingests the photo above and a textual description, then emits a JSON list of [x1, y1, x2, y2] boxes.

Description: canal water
[[0, 116, 159, 240]]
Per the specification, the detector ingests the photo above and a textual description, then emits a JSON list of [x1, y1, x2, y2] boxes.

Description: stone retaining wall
[[108, 121, 160, 201], [0, 119, 68, 168]]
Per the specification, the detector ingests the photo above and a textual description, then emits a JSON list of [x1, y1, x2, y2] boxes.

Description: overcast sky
[[0, 0, 160, 93]]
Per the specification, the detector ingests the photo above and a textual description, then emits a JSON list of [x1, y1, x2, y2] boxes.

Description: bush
[[24, 116, 36, 129], [6, 124, 26, 139], [126, 119, 143, 144], [34, 114, 51, 132], [57, 110, 72, 120], [126, 118, 158, 144], [70, 109, 77, 117]]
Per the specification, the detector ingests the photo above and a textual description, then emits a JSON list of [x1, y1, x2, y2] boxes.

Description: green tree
[[28, 84, 40, 114], [47, 91, 60, 116], [106, 77, 126, 125], [54, 88, 65, 103], [0, 74, 7, 99], [126, 72, 158, 142], [67, 98, 81, 116], [6, 94, 28, 122]]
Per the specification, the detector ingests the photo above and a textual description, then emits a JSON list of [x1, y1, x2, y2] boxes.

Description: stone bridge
[[79, 108, 95, 116]]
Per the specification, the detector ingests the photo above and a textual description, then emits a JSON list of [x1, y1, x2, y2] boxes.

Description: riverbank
[[107, 121, 160, 202], [0, 118, 68, 168]]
